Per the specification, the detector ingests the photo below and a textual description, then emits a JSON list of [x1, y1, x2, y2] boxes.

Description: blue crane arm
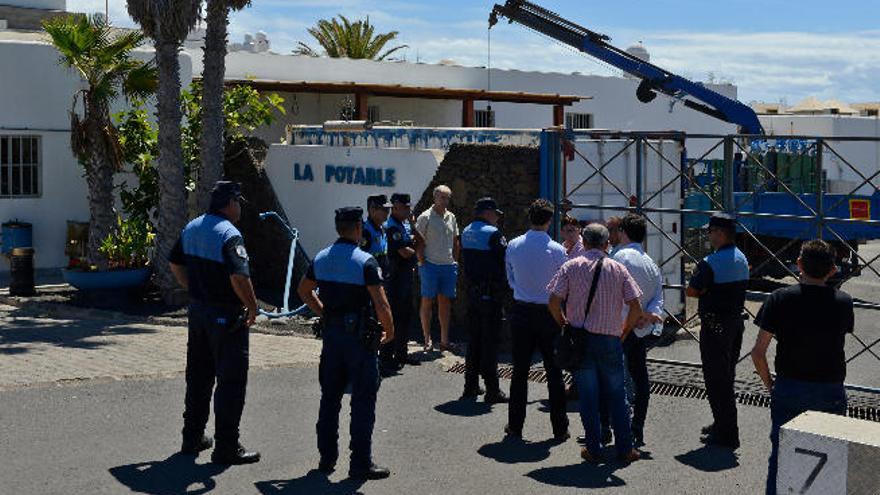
[[489, 0, 764, 134]]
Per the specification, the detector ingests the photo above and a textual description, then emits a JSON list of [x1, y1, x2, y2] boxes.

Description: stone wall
[[414, 143, 541, 341]]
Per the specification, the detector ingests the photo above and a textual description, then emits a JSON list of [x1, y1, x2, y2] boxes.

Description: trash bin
[[1, 221, 33, 255], [9, 247, 35, 297]]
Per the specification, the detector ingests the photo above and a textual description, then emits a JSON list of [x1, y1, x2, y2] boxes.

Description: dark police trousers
[[317, 317, 381, 470], [464, 289, 502, 394], [508, 302, 568, 436], [182, 303, 249, 449], [380, 270, 414, 363], [699, 313, 745, 441]]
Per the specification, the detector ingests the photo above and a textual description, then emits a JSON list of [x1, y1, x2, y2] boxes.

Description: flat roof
[[215, 77, 589, 106]]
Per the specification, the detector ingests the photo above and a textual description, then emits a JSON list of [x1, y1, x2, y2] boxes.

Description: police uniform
[[460, 198, 508, 401], [380, 193, 417, 367], [361, 194, 391, 280], [169, 181, 260, 464], [306, 207, 386, 477], [689, 213, 749, 447]]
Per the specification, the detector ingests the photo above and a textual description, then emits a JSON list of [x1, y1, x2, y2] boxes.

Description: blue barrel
[[1, 221, 33, 254]]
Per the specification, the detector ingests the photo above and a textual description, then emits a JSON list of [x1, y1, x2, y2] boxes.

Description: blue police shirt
[[689, 244, 750, 316], [169, 213, 250, 307], [384, 215, 416, 277], [306, 238, 382, 315], [361, 219, 389, 279], [461, 220, 507, 286]]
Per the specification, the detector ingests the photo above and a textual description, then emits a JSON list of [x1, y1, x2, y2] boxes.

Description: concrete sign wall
[[264, 145, 443, 256]]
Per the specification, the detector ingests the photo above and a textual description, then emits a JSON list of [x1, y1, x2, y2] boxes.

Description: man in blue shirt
[[460, 197, 508, 403], [361, 194, 392, 281], [686, 212, 750, 449], [380, 193, 420, 371], [504, 199, 569, 441], [169, 181, 260, 465], [298, 206, 396, 480]]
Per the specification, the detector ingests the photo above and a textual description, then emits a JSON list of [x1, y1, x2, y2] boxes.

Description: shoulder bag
[[554, 257, 604, 370]]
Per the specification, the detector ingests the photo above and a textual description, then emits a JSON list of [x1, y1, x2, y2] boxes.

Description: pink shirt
[[547, 249, 642, 336], [564, 238, 587, 259]]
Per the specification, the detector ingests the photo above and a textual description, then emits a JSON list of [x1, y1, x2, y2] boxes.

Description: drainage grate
[[445, 361, 880, 423]]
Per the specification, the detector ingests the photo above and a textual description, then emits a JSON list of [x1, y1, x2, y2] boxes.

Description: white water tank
[[624, 42, 650, 79]]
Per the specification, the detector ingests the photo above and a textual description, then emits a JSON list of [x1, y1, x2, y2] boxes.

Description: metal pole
[[816, 139, 825, 240], [635, 137, 643, 214], [723, 136, 735, 213]]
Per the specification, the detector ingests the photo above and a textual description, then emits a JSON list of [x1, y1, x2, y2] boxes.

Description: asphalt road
[[0, 363, 772, 495]]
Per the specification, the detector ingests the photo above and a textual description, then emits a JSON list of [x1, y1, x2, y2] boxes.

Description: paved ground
[[0, 302, 777, 495]]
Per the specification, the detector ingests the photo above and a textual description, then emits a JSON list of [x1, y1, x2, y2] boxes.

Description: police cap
[[705, 212, 737, 230], [210, 180, 245, 210], [390, 193, 411, 206], [367, 194, 392, 208], [335, 206, 363, 222], [475, 197, 503, 216]]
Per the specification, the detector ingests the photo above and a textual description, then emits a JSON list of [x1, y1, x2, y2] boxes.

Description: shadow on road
[[108, 453, 228, 495], [478, 436, 558, 464], [255, 469, 366, 495], [434, 398, 492, 417], [675, 445, 740, 472], [526, 462, 626, 489]]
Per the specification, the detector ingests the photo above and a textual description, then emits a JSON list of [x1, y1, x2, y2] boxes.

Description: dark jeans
[[699, 315, 744, 441], [464, 295, 501, 394], [574, 332, 632, 457], [317, 320, 381, 470], [599, 333, 650, 440], [766, 377, 846, 495], [182, 303, 249, 449], [380, 270, 414, 363], [507, 302, 568, 436]]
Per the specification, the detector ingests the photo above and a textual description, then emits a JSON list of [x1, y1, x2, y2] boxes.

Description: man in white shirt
[[415, 185, 460, 352], [609, 213, 664, 446]]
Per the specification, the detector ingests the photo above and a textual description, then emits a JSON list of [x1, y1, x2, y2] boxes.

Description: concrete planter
[[61, 267, 151, 291]]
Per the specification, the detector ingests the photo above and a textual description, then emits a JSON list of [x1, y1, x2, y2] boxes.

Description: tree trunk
[[195, 0, 229, 214], [83, 98, 114, 271], [154, 40, 188, 304]]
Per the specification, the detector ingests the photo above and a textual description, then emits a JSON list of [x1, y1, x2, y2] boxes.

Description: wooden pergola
[[214, 78, 590, 127]]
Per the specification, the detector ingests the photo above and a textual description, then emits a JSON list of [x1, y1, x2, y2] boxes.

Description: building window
[[367, 105, 381, 123], [1, 135, 40, 198], [475, 109, 495, 128], [565, 112, 593, 129]]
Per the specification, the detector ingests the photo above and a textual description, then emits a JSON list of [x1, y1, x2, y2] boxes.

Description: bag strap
[[582, 257, 604, 324]]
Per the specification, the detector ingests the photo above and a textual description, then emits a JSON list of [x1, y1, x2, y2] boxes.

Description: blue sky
[[79, 0, 880, 104]]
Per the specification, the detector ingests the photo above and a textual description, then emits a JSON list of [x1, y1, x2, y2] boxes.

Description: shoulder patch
[[392, 232, 402, 241], [235, 244, 249, 260]]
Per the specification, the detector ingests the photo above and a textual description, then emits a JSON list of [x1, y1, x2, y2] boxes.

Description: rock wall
[[414, 143, 541, 341]]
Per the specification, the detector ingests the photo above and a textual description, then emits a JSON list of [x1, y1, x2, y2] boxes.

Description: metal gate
[[540, 129, 880, 394]]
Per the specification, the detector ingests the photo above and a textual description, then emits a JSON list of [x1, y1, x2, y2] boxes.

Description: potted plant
[[61, 216, 154, 290]]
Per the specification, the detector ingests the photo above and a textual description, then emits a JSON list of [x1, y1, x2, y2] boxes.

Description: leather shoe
[[460, 386, 485, 400], [349, 463, 391, 480], [318, 459, 336, 474], [553, 430, 571, 443], [484, 390, 509, 404], [580, 447, 600, 464], [503, 424, 522, 438], [619, 448, 642, 463], [700, 423, 715, 436], [211, 444, 261, 465], [180, 434, 213, 455], [701, 434, 740, 449]]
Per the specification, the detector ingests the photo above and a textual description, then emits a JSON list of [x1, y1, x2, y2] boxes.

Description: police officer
[[297, 207, 396, 480], [361, 194, 392, 280], [686, 212, 750, 449], [168, 180, 260, 465], [460, 197, 509, 403], [380, 193, 420, 371]]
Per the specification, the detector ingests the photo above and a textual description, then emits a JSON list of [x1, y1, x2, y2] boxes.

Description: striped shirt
[[564, 238, 587, 259], [547, 249, 642, 337]]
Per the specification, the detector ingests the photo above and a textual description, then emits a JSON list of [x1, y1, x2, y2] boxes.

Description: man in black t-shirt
[[751, 239, 853, 495]]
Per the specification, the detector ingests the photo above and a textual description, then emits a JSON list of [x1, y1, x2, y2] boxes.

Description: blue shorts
[[419, 262, 457, 299]]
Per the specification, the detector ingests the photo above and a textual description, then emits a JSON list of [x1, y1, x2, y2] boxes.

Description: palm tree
[[195, 0, 251, 215], [294, 15, 408, 61], [43, 15, 156, 270], [126, 0, 200, 303]]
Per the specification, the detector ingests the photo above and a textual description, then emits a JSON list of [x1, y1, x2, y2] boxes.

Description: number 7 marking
[[794, 448, 828, 494]]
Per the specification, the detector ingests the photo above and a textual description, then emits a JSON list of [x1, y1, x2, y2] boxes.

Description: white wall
[[2, 0, 65, 10], [0, 40, 192, 271], [264, 145, 443, 256]]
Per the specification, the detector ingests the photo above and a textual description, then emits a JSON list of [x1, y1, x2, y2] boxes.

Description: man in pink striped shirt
[[548, 223, 643, 464]]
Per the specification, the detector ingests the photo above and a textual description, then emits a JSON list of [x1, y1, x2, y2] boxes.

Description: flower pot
[[61, 267, 151, 291]]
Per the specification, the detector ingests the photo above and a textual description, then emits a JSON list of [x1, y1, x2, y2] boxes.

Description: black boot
[[211, 443, 261, 465], [180, 434, 213, 455], [484, 390, 509, 404], [349, 463, 391, 480]]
